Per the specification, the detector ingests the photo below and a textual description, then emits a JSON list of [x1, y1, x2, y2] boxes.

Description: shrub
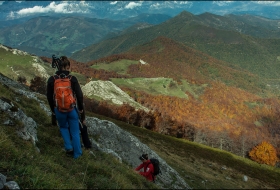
[[249, 141, 278, 166], [17, 75, 27, 84], [30, 76, 46, 94]]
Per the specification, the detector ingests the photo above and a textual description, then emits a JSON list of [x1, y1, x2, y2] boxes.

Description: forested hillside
[[42, 37, 280, 161]]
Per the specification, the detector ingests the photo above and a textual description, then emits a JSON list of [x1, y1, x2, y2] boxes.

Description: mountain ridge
[[71, 11, 280, 81], [0, 13, 171, 57]]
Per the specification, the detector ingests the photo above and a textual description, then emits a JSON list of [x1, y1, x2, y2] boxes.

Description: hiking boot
[[66, 150, 74, 156]]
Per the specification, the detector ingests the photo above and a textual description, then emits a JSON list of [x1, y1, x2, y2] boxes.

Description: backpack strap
[[53, 74, 59, 80]]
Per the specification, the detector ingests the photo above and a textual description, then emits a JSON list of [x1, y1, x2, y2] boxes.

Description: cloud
[[125, 2, 142, 9], [110, 1, 118, 5], [0, 1, 3, 6], [16, 1, 90, 16], [255, 1, 280, 6], [177, 1, 191, 5], [150, 3, 161, 9], [212, 1, 234, 6]]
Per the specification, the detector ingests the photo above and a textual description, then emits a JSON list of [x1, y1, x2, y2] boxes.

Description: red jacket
[[135, 160, 155, 181]]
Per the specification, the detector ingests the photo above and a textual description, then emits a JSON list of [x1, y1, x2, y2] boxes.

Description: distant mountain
[[0, 14, 171, 57], [72, 11, 280, 80], [198, 13, 280, 39]]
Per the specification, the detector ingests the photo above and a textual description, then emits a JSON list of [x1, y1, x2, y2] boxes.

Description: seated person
[[134, 153, 155, 182]]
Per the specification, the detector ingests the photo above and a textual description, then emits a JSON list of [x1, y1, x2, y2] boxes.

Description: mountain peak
[[177, 10, 195, 18]]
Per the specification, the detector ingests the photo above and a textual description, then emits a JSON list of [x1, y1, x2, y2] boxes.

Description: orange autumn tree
[[249, 141, 278, 166]]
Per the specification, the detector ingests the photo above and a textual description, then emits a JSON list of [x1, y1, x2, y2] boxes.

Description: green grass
[[0, 48, 55, 83], [111, 77, 192, 99], [0, 48, 34, 80], [90, 59, 138, 75], [180, 79, 208, 99], [70, 71, 88, 85], [111, 77, 208, 100]]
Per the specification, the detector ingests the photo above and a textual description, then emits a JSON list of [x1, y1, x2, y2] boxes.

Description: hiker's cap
[[139, 154, 148, 160]]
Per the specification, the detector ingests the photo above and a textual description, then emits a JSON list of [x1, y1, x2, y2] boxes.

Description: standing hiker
[[135, 153, 155, 182], [47, 56, 84, 159]]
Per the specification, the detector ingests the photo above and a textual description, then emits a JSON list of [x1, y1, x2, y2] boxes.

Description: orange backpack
[[53, 75, 76, 112]]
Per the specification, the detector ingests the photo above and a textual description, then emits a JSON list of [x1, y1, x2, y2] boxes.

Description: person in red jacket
[[134, 153, 155, 182]]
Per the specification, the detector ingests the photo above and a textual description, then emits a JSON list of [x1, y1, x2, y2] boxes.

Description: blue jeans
[[54, 108, 82, 159]]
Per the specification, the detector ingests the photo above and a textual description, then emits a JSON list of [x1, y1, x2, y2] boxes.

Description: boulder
[[86, 117, 192, 189]]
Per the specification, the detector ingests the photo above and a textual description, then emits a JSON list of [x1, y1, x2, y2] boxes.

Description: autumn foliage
[[249, 141, 278, 166], [39, 37, 280, 162]]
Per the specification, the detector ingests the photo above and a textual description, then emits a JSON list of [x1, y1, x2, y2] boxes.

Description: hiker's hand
[[51, 113, 57, 126], [81, 118, 86, 125]]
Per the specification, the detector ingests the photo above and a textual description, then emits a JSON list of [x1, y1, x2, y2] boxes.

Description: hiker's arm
[[139, 164, 153, 177], [71, 76, 84, 111], [135, 163, 144, 171]]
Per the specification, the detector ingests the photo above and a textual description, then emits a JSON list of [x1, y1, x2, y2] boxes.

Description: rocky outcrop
[[0, 73, 51, 117], [82, 80, 149, 112], [0, 97, 38, 147], [86, 117, 191, 189], [0, 73, 29, 91]]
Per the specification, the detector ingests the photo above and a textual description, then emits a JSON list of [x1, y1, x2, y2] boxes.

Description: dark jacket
[[46, 70, 84, 113], [135, 160, 155, 181]]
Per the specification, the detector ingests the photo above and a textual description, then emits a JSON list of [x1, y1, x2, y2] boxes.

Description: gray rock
[[0, 98, 38, 146], [221, 165, 227, 170], [0, 173, 7, 189], [86, 117, 192, 189], [16, 89, 52, 117], [4, 181, 20, 189], [243, 175, 248, 182], [3, 119, 14, 126], [0, 98, 12, 111], [225, 176, 231, 180]]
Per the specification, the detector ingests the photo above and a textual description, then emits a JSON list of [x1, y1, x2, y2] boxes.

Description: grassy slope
[[112, 77, 191, 99], [0, 82, 157, 189], [90, 59, 138, 75], [0, 46, 88, 86], [93, 58, 208, 99], [0, 47, 54, 82]]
